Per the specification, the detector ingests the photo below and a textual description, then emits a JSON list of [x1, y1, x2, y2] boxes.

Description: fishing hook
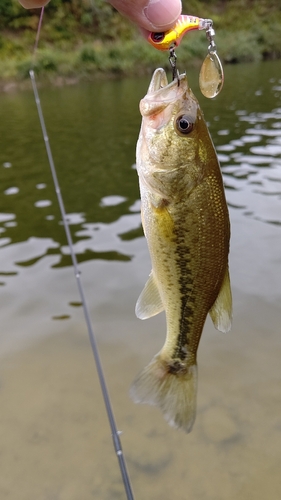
[[169, 45, 180, 85]]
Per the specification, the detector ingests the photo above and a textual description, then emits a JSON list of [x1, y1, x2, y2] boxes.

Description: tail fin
[[130, 354, 198, 433]]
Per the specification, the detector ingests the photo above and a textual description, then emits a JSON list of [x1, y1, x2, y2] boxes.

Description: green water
[[0, 61, 281, 499]]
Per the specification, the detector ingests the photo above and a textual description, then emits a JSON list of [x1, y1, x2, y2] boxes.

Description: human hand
[[19, 0, 49, 7], [18, 0, 182, 32]]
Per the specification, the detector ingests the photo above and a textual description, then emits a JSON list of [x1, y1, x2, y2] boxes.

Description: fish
[[130, 68, 232, 433]]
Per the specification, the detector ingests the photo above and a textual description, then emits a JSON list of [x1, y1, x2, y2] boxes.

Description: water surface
[[0, 61, 281, 499]]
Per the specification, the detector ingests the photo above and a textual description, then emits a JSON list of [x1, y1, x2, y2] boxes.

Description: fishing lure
[[147, 15, 209, 51], [147, 15, 224, 99]]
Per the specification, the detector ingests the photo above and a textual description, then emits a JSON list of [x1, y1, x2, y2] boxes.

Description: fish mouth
[[147, 68, 186, 95], [140, 68, 188, 118]]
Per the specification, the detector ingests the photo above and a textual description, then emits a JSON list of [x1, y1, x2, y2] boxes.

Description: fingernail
[[144, 0, 181, 29]]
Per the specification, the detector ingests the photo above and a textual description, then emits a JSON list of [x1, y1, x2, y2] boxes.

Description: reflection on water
[[0, 61, 281, 499], [219, 107, 281, 226], [0, 77, 143, 270]]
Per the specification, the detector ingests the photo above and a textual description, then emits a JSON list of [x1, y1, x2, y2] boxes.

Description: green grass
[[0, 0, 280, 88]]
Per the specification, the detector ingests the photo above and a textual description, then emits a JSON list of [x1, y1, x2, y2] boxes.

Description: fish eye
[[151, 32, 165, 43], [175, 115, 194, 135]]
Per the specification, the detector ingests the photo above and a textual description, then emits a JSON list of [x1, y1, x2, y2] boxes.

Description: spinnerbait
[[147, 14, 224, 98]]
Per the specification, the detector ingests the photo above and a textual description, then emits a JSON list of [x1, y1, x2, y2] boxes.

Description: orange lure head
[[147, 15, 205, 51]]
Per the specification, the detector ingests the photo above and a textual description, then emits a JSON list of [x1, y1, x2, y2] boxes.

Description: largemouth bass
[[130, 68, 232, 433]]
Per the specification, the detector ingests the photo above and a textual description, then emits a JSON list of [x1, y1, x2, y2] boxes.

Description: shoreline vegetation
[[0, 0, 281, 91]]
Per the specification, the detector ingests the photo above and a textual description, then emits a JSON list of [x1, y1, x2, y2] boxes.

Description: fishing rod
[[29, 7, 134, 499]]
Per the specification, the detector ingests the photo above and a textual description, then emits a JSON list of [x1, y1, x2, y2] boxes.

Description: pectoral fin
[[209, 267, 232, 333], [135, 272, 164, 320]]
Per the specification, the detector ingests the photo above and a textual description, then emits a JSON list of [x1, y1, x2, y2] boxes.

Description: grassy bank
[[0, 0, 281, 90]]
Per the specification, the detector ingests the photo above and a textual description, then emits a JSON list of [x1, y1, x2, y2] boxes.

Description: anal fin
[[209, 267, 232, 333], [135, 271, 164, 320]]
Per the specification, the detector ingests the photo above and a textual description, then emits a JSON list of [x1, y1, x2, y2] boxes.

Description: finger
[[109, 0, 182, 31], [19, 0, 50, 8]]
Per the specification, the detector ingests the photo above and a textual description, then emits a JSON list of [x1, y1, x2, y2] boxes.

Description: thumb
[[19, 0, 50, 7], [109, 0, 182, 31]]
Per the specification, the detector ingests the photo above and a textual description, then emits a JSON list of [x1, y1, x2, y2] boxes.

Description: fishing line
[[29, 7, 134, 500], [32, 5, 44, 62]]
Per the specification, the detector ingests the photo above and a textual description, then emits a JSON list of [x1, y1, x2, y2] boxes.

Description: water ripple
[[219, 101, 281, 226]]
